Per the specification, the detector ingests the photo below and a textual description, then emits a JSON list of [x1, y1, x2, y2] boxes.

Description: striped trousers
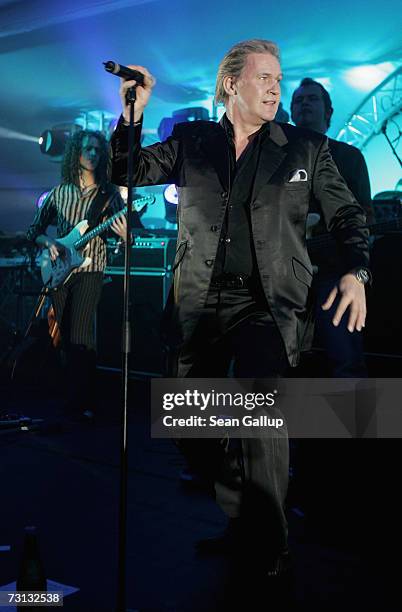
[[51, 271, 103, 351], [50, 272, 104, 411]]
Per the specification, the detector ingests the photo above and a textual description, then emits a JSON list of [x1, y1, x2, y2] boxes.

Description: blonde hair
[[215, 39, 280, 105]]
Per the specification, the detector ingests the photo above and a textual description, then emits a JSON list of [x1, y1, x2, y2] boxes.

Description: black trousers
[[176, 286, 289, 555], [51, 271, 104, 411]]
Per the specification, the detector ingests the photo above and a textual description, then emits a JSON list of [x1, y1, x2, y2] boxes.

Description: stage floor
[[0, 370, 395, 611]]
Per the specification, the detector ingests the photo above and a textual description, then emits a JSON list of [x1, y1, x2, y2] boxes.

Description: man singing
[[110, 39, 370, 575]]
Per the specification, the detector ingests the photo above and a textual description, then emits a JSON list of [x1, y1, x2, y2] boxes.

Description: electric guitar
[[40, 195, 155, 289]]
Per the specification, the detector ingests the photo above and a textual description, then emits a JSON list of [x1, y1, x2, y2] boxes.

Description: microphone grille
[[103, 61, 119, 74]]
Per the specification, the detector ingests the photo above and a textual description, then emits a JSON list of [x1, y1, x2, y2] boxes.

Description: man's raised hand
[[119, 65, 156, 123]]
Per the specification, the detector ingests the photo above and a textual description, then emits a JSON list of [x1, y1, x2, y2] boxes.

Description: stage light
[[36, 191, 50, 208], [163, 184, 178, 224], [171, 107, 210, 122], [0, 126, 38, 143], [164, 184, 178, 205], [343, 63, 395, 92], [39, 128, 70, 156]]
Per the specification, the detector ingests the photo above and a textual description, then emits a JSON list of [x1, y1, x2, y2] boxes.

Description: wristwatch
[[354, 268, 371, 285]]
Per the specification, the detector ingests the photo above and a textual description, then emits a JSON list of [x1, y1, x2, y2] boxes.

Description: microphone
[[103, 61, 145, 86]]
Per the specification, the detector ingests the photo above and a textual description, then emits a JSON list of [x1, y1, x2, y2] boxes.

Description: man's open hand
[[321, 273, 367, 332]]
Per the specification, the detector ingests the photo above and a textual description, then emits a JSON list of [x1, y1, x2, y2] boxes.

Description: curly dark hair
[[61, 130, 111, 190]]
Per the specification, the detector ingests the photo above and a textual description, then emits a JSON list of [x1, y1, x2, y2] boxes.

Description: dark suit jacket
[[310, 138, 373, 231], [328, 139, 373, 223], [111, 117, 370, 367]]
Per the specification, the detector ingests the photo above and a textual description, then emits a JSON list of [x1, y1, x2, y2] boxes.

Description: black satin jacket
[[111, 116, 370, 366]]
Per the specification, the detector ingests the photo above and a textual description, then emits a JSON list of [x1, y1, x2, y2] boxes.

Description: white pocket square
[[288, 169, 308, 182]]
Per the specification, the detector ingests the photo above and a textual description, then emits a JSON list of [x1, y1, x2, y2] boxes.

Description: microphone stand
[[116, 85, 136, 612]]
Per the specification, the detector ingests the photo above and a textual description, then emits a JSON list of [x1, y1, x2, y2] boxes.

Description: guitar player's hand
[[111, 215, 128, 241], [48, 240, 66, 261]]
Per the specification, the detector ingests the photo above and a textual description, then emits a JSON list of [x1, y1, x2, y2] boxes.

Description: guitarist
[[291, 78, 374, 378], [26, 129, 141, 420]]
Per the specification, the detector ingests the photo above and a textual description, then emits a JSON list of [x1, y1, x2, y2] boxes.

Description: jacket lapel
[[202, 124, 231, 192], [251, 121, 288, 202]]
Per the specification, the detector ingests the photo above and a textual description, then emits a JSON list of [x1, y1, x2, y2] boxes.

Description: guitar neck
[[73, 195, 154, 250], [74, 206, 128, 250]]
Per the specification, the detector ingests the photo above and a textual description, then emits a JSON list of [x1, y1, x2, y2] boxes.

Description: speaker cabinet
[[96, 268, 172, 376]]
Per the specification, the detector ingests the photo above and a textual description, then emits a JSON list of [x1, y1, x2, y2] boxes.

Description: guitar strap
[[86, 185, 115, 230]]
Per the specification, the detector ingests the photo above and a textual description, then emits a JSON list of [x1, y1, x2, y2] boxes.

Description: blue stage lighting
[[36, 191, 50, 208], [344, 63, 395, 92]]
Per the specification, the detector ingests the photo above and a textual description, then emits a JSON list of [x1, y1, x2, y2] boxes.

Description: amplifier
[[96, 268, 173, 376], [107, 236, 176, 269]]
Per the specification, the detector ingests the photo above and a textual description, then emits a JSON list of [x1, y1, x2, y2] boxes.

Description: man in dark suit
[[291, 77, 374, 376], [290, 78, 375, 549], [111, 40, 370, 574]]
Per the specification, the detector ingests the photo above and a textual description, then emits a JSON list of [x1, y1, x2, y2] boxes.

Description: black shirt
[[212, 114, 270, 279]]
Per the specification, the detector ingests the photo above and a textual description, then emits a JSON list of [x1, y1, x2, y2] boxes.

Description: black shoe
[[195, 519, 244, 555]]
